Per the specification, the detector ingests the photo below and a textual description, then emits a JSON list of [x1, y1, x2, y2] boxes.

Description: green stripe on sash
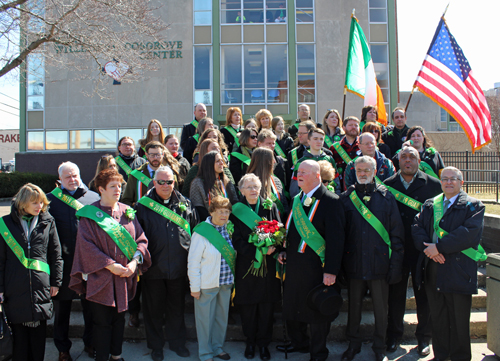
[[382, 183, 422, 212], [130, 169, 151, 187], [193, 222, 236, 275], [76, 205, 138, 260], [291, 148, 299, 167], [137, 197, 191, 235], [274, 142, 286, 158], [420, 161, 440, 179], [231, 203, 262, 230], [115, 156, 133, 175], [432, 194, 487, 261], [224, 126, 241, 148], [141, 146, 147, 159], [51, 188, 84, 211], [191, 119, 199, 128], [0, 218, 50, 274], [270, 193, 284, 213], [193, 134, 200, 143], [332, 142, 353, 165], [230, 152, 251, 166]]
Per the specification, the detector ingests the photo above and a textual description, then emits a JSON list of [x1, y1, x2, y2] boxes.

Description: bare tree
[[0, 0, 167, 95]]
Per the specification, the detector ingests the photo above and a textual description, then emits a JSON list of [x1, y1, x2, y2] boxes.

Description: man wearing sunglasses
[[135, 166, 199, 361]]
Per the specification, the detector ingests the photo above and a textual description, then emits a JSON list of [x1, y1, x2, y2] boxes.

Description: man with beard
[[277, 160, 345, 361], [135, 166, 198, 361], [47, 162, 100, 361], [383, 147, 442, 355], [340, 156, 404, 361], [115, 136, 146, 182], [180, 103, 207, 151], [330, 116, 360, 192]]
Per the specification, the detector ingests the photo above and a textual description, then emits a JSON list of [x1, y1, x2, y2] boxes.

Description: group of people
[[0, 101, 484, 361]]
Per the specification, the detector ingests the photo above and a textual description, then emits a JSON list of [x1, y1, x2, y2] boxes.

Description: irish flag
[[345, 14, 387, 125]]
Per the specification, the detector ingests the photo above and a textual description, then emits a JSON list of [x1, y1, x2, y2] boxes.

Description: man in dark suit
[[383, 146, 442, 355], [180, 103, 207, 151], [412, 167, 485, 361], [277, 160, 345, 361]]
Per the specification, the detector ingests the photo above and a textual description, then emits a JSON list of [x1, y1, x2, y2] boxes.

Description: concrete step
[[47, 308, 487, 342]]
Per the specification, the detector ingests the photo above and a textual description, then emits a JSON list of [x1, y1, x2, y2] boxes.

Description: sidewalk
[[44, 339, 497, 361]]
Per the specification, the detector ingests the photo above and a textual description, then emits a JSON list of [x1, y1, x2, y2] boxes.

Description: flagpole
[[404, 86, 416, 113], [442, 2, 450, 17], [342, 87, 347, 121]]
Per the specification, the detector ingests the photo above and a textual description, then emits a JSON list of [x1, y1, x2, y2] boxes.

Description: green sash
[[0, 218, 51, 274], [291, 148, 299, 167], [224, 126, 240, 148], [141, 146, 147, 159], [378, 181, 422, 212], [193, 222, 236, 275], [291, 195, 326, 263], [230, 152, 251, 166], [115, 156, 133, 176], [137, 197, 191, 236], [324, 135, 334, 148], [420, 161, 439, 179], [76, 205, 138, 260], [293, 122, 300, 130], [193, 134, 200, 143], [270, 193, 285, 213], [432, 194, 487, 261], [274, 142, 286, 158], [130, 169, 152, 187], [51, 188, 84, 211], [191, 119, 199, 128], [349, 191, 392, 258], [231, 203, 262, 230], [333, 142, 353, 165]]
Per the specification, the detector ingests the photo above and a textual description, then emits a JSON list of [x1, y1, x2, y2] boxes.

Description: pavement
[[44, 339, 498, 361]]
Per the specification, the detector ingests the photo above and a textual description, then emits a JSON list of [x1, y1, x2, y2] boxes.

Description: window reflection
[[70, 130, 92, 150], [94, 129, 117, 149], [27, 132, 44, 151], [46, 131, 68, 150]]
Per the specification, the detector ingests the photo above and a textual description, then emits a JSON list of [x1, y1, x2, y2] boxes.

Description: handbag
[[0, 305, 13, 360]]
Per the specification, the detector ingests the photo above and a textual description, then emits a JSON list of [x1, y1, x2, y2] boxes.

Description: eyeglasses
[[441, 177, 460, 183], [322, 179, 332, 184], [297, 132, 308, 135], [250, 135, 258, 139], [155, 179, 174, 185], [244, 186, 260, 190], [148, 153, 163, 158]]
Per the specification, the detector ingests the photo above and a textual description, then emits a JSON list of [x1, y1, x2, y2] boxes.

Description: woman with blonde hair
[[138, 119, 166, 158], [221, 107, 243, 152], [0, 183, 63, 361], [89, 154, 119, 193], [255, 109, 273, 131]]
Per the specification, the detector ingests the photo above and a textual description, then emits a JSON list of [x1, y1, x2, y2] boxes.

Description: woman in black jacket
[[0, 183, 63, 361], [229, 128, 258, 186], [272, 116, 294, 157]]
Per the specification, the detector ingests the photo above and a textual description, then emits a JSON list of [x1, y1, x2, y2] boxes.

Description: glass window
[[297, 44, 315, 101], [195, 90, 213, 104], [118, 129, 143, 145], [267, 45, 287, 88], [195, 0, 211, 10], [46, 131, 68, 150], [369, 9, 387, 23], [371, 44, 388, 63], [221, 0, 242, 24], [28, 96, 44, 110], [195, 12, 212, 25], [70, 130, 92, 149], [221, 46, 243, 104], [27, 131, 44, 151], [94, 129, 117, 149], [243, 0, 264, 23], [244, 45, 264, 89], [296, 0, 313, 23], [195, 47, 211, 90], [369, 0, 386, 7], [167, 127, 183, 140], [267, 0, 286, 23]]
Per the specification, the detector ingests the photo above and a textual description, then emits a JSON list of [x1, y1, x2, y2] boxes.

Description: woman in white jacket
[[188, 196, 235, 361]]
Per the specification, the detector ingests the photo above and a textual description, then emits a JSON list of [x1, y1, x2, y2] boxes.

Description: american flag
[[414, 18, 491, 152]]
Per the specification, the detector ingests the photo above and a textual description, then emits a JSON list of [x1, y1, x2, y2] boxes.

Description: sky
[[0, 0, 498, 129]]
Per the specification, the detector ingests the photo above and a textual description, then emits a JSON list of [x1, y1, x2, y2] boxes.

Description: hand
[[121, 259, 138, 278], [191, 291, 201, 300], [423, 243, 439, 258], [432, 254, 446, 264], [323, 273, 336, 286], [50, 286, 59, 297], [266, 246, 276, 255], [106, 263, 128, 276], [277, 251, 286, 265]]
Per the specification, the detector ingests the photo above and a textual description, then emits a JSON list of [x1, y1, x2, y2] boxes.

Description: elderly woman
[[221, 107, 243, 152], [138, 119, 166, 158], [318, 159, 340, 195], [190, 151, 239, 221], [184, 117, 215, 164], [230, 174, 281, 360], [70, 169, 151, 361], [322, 109, 345, 148], [229, 128, 258, 185], [0, 183, 63, 361], [188, 196, 235, 361]]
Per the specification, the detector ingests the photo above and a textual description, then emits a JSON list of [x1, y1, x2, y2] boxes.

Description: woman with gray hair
[[229, 173, 281, 360]]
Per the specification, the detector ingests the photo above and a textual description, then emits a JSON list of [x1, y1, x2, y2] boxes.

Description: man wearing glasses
[[135, 166, 199, 361], [412, 167, 485, 361]]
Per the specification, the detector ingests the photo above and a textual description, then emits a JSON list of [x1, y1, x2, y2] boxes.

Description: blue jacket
[[344, 150, 396, 189]]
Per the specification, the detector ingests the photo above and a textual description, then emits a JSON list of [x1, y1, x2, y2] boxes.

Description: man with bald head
[[277, 160, 345, 361], [383, 146, 442, 356], [344, 132, 395, 189], [180, 103, 208, 151]]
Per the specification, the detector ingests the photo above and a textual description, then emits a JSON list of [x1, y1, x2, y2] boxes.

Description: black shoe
[[245, 344, 255, 359], [375, 353, 388, 361], [275, 344, 309, 353], [259, 347, 270, 361], [417, 341, 431, 357], [341, 347, 361, 361], [170, 345, 190, 358], [151, 349, 164, 361], [386, 339, 400, 353], [215, 352, 231, 360], [84, 345, 95, 359]]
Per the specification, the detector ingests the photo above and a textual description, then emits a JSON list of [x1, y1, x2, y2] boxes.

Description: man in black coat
[[47, 161, 100, 361], [340, 156, 404, 361], [412, 167, 485, 361], [277, 160, 345, 361], [116, 136, 146, 181], [135, 166, 199, 361], [383, 147, 442, 355], [381, 108, 409, 156], [180, 103, 207, 151]]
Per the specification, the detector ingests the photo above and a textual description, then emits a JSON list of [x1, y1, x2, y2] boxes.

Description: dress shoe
[[109, 357, 125, 361], [84, 345, 95, 358], [275, 344, 309, 353], [259, 346, 270, 360], [170, 345, 190, 357], [58, 351, 72, 361], [375, 353, 388, 361], [341, 347, 361, 361], [215, 352, 231, 360], [245, 344, 255, 359], [417, 341, 431, 356], [128, 313, 140, 327], [151, 349, 164, 361], [386, 339, 400, 353]]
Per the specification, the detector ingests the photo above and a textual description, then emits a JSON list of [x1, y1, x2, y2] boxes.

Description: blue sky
[[0, 0, 497, 130]]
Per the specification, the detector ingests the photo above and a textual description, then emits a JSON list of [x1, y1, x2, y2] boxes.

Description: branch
[[0, 0, 28, 13], [0, 35, 48, 78]]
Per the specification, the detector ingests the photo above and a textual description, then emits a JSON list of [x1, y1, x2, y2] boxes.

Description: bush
[[0, 172, 59, 198]]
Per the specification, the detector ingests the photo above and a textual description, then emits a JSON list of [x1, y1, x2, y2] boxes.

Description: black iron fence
[[441, 151, 500, 202]]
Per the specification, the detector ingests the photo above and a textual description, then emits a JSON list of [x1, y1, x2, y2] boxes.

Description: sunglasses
[[322, 179, 332, 184], [156, 180, 174, 185], [250, 135, 258, 139]]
